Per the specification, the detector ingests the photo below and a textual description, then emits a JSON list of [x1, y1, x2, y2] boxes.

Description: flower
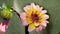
[[0, 18, 9, 34], [0, 3, 13, 34], [20, 3, 49, 32], [0, 3, 13, 19]]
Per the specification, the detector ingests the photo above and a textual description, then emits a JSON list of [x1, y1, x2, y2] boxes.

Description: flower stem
[[25, 26, 29, 34], [11, 8, 29, 34], [11, 8, 20, 17]]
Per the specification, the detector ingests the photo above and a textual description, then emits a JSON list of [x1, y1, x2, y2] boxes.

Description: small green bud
[[0, 8, 13, 19], [0, 3, 13, 19]]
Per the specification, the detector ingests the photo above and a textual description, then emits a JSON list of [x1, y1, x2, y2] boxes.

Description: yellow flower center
[[26, 8, 44, 27]]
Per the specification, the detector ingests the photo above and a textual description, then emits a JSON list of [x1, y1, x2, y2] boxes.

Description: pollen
[[31, 13, 39, 22]]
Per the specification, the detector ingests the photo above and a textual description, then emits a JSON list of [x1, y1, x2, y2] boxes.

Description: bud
[[0, 8, 13, 19]]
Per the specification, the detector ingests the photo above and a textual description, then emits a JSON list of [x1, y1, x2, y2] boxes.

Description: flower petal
[[0, 24, 6, 32], [36, 26, 42, 32], [44, 14, 49, 19], [28, 23, 35, 32], [21, 19, 28, 26], [45, 20, 49, 23], [40, 7, 43, 10], [20, 13, 28, 26], [41, 22, 47, 29], [0, 19, 9, 32], [34, 22, 39, 26], [31, 3, 36, 9], [42, 10, 47, 14], [42, 23, 47, 27], [36, 5, 43, 11], [20, 13, 26, 19], [24, 5, 31, 12]]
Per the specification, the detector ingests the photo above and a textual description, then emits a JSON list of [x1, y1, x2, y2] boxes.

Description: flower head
[[0, 18, 9, 33], [0, 3, 12, 34], [0, 3, 13, 19], [20, 3, 49, 32]]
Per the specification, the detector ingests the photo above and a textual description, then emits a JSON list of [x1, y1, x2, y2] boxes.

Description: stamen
[[31, 13, 39, 22]]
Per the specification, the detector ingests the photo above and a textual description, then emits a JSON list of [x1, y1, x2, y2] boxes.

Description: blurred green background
[[0, 0, 60, 34]]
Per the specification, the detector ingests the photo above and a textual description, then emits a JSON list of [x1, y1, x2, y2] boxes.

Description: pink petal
[[42, 10, 47, 14], [44, 14, 49, 19], [40, 7, 43, 10], [24, 5, 31, 12], [42, 24, 47, 29], [31, 3, 36, 8], [0, 24, 6, 32], [36, 5, 41, 11], [0, 19, 9, 32], [42, 23, 47, 27], [41, 22, 47, 29], [43, 20, 49, 24], [42, 20, 49, 29], [20, 13, 28, 26], [36, 26, 42, 32], [24, 3, 36, 12], [36, 5, 43, 11], [21, 19, 28, 26], [45, 20, 49, 23]]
